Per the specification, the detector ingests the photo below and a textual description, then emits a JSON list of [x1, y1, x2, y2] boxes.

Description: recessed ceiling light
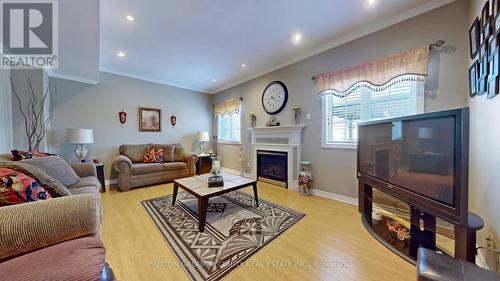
[[212, 79, 216, 82], [367, 0, 377, 6], [126, 15, 135, 21], [241, 64, 246, 68], [117, 51, 126, 57], [292, 32, 302, 45]]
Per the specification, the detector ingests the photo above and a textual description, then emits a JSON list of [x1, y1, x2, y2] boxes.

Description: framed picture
[[480, 42, 489, 59], [489, 35, 497, 59], [479, 77, 487, 95], [480, 54, 489, 78], [470, 18, 481, 58], [482, 1, 490, 28], [493, 0, 500, 18], [139, 107, 161, 132], [487, 76, 499, 98], [484, 16, 493, 40], [469, 61, 479, 97], [489, 47, 499, 77], [496, 14, 500, 32]]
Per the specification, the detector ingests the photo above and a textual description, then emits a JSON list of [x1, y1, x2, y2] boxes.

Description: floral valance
[[214, 98, 241, 117], [316, 47, 429, 96]]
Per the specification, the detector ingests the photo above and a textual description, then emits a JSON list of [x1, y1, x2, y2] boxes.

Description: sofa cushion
[[120, 144, 153, 163], [174, 147, 185, 162], [0, 237, 105, 281], [0, 161, 71, 197], [0, 168, 51, 205], [163, 162, 187, 171], [68, 176, 99, 190], [144, 147, 164, 163], [132, 163, 163, 175], [11, 150, 55, 161], [69, 186, 99, 196], [23, 156, 80, 187], [154, 144, 175, 162]]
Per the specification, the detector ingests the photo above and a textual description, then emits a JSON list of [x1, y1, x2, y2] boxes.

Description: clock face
[[262, 81, 288, 115]]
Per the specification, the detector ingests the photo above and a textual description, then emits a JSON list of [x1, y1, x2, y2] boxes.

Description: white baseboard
[[311, 189, 358, 206], [221, 167, 244, 176], [105, 179, 118, 186]]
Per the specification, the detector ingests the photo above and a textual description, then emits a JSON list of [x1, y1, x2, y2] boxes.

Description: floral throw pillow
[[0, 168, 52, 205], [144, 148, 164, 163], [11, 150, 55, 161]]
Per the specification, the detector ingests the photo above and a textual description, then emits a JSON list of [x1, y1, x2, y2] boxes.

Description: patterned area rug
[[142, 191, 305, 281]]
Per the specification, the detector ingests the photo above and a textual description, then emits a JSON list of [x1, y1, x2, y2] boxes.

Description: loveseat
[[112, 143, 198, 192]]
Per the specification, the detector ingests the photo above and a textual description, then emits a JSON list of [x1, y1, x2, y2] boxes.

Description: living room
[[0, 0, 499, 280]]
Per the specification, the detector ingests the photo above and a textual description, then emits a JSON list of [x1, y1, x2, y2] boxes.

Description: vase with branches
[[10, 76, 56, 151]]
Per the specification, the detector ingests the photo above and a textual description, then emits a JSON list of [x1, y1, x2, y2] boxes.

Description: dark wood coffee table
[[172, 172, 258, 232]]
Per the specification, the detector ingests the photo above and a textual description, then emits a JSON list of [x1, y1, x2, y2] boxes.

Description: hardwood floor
[[100, 181, 416, 281]]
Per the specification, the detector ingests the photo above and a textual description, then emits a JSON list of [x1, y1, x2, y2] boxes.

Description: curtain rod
[[212, 97, 242, 107], [310, 40, 446, 81]]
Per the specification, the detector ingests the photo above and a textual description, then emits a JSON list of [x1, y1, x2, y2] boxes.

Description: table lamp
[[67, 128, 94, 162], [197, 131, 210, 155]]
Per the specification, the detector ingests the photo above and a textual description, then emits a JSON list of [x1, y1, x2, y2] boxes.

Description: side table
[[196, 154, 216, 175], [95, 162, 106, 192]]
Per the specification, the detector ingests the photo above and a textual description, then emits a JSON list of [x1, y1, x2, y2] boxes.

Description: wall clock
[[262, 81, 288, 115]]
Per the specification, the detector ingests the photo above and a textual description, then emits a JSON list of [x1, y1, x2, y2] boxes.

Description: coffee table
[[172, 172, 258, 232]]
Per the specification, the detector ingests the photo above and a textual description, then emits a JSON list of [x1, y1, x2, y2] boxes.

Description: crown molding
[[45, 69, 99, 85], [211, 0, 455, 94]]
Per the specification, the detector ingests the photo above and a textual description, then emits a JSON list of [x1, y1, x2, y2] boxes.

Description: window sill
[[217, 140, 242, 145], [322, 143, 357, 150]]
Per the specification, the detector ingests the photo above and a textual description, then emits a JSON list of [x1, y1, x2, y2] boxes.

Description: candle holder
[[292, 104, 301, 125]]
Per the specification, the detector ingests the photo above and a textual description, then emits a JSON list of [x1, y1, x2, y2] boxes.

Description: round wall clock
[[262, 81, 288, 115]]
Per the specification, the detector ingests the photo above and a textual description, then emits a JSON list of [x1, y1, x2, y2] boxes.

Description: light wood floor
[[100, 181, 416, 281]]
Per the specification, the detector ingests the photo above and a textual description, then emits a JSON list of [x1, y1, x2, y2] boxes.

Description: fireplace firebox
[[257, 150, 288, 188]]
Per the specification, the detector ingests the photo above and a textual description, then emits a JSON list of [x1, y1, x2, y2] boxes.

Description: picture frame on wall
[[479, 77, 487, 95], [489, 47, 499, 77], [139, 107, 162, 132], [489, 34, 497, 58], [482, 1, 491, 29], [480, 42, 489, 60], [469, 61, 479, 97], [487, 76, 499, 99], [480, 54, 489, 78], [493, 0, 500, 18], [484, 16, 493, 40], [470, 18, 481, 58]]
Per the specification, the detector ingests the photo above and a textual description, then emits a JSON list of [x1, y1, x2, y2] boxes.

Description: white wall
[[0, 68, 13, 153]]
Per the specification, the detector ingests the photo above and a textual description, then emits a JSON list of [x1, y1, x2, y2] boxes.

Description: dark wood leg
[[455, 225, 477, 263], [198, 197, 208, 232], [358, 182, 372, 221], [410, 207, 436, 259], [172, 183, 179, 206], [252, 182, 259, 207]]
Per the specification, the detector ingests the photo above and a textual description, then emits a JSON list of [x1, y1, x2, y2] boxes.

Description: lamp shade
[[197, 131, 210, 142], [67, 128, 94, 144]]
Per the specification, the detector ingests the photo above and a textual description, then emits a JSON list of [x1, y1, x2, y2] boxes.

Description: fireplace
[[257, 150, 288, 188]]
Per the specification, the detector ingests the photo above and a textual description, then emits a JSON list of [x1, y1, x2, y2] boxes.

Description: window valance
[[316, 47, 429, 96], [214, 98, 241, 117]]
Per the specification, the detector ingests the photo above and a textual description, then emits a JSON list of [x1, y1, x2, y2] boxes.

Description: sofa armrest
[[184, 152, 198, 176], [112, 155, 132, 173], [71, 162, 97, 178], [0, 194, 100, 260]]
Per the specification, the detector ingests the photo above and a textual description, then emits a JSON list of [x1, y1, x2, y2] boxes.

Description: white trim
[[221, 167, 244, 176], [322, 142, 357, 150], [45, 69, 99, 85], [311, 189, 358, 206], [105, 179, 118, 186], [217, 140, 242, 145], [100, 69, 208, 94], [211, 0, 454, 94]]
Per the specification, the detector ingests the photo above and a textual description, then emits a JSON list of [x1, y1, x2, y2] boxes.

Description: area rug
[[142, 191, 305, 281]]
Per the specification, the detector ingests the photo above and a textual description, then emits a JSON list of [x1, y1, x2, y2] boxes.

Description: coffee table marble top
[[174, 172, 255, 197]]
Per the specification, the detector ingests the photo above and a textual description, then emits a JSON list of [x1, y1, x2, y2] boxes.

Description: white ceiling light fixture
[[212, 79, 216, 82], [291, 31, 302, 45], [117, 51, 126, 57], [241, 63, 246, 68], [366, 0, 377, 7], [126, 15, 135, 21]]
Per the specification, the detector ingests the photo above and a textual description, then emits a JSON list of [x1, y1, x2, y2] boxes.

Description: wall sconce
[[170, 115, 177, 127], [119, 110, 127, 125]]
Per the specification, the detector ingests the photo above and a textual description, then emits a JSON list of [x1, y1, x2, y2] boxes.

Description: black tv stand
[[359, 181, 484, 264]]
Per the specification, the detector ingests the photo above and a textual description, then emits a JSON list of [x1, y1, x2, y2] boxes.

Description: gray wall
[[48, 72, 212, 178], [468, 0, 500, 259], [213, 0, 469, 199], [0, 68, 13, 153]]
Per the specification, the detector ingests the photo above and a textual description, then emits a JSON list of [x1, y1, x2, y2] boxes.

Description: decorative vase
[[292, 104, 301, 125], [249, 112, 256, 127], [298, 161, 312, 196], [211, 156, 222, 176]]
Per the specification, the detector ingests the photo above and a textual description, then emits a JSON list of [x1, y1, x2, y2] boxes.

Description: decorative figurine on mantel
[[265, 116, 280, 127], [298, 161, 313, 196], [292, 104, 301, 125]]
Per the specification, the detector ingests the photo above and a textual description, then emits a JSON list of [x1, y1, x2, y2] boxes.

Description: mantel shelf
[[248, 125, 305, 133]]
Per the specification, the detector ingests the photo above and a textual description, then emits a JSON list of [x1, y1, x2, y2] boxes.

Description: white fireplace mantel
[[248, 125, 305, 191]]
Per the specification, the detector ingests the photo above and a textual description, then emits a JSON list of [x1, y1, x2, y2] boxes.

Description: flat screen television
[[357, 108, 469, 225]]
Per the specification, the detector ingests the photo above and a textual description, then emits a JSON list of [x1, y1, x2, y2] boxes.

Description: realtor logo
[[1, 0, 58, 69]]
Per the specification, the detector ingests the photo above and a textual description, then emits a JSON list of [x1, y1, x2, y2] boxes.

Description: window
[[217, 113, 241, 143], [322, 80, 424, 149]]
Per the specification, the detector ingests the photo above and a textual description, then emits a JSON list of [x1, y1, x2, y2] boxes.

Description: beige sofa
[[112, 143, 197, 192]]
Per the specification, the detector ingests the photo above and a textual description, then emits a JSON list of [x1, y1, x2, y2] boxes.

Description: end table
[[196, 154, 216, 175], [95, 162, 106, 192]]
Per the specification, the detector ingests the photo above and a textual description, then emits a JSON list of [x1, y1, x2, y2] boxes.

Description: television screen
[[358, 116, 455, 206]]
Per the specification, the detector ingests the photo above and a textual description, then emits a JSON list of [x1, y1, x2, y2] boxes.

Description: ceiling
[[99, 0, 452, 94]]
